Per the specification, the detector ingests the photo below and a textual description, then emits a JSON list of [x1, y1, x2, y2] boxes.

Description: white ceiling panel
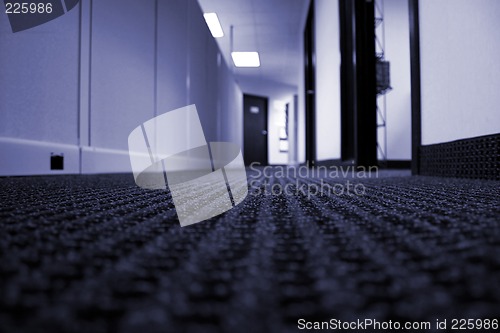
[[197, 0, 310, 89]]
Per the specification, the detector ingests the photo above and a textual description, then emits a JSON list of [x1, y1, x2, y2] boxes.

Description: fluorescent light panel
[[203, 13, 224, 38], [231, 52, 261, 67]]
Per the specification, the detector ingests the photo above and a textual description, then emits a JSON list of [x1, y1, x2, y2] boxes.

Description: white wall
[[420, 0, 500, 145], [90, 0, 156, 151], [0, 5, 79, 146], [187, 0, 219, 143], [381, 0, 411, 160], [239, 78, 296, 165], [314, 0, 341, 161], [0, 0, 243, 176], [297, 45, 306, 164], [297, 0, 311, 165], [218, 54, 244, 147], [157, 0, 189, 115]]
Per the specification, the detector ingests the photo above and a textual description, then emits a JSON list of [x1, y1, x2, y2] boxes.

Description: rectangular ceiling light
[[203, 13, 224, 38], [231, 52, 261, 67]]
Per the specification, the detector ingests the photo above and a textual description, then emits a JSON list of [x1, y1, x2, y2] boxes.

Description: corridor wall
[[419, 0, 500, 145], [0, 0, 243, 176]]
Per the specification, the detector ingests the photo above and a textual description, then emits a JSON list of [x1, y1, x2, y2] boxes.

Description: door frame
[[304, 0, 316, 165], [339, 0, 356, 162], [338, 0, 377, 167], [409, 0, 421, 175]]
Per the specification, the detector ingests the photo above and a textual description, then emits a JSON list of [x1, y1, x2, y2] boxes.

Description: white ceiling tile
[[198, 0, 309, 88]]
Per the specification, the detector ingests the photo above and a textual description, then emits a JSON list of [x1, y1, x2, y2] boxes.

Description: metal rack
[[375, 0, 391, 166]]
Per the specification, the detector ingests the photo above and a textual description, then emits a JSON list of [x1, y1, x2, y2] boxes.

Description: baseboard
[[303, 159, 410, 169], [0, 137, 80, 176], [302, 159, 357, 167], [0, 137, 132, 176], [315, 159, 351, 167], [0, 137, 240, 176], [420, 133, 499, 180], [81, 146, 132, 174], [381, 160, 411, 169]]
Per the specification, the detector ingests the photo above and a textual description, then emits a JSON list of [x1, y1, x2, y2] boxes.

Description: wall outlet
[[50, 153, 64, 170]]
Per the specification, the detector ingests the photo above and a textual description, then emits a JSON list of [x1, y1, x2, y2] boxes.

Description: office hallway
[[1, 169, 499, 332]]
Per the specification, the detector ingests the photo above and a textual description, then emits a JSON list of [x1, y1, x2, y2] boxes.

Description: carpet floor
[[0, 169, 499, 332]]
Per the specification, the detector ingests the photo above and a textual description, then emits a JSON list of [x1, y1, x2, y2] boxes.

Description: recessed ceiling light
[[203, 13, 224, 38], [231, 52, 261, 67]]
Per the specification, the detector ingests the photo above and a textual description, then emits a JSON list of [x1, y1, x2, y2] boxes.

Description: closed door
[[243, 94, 268, 166]]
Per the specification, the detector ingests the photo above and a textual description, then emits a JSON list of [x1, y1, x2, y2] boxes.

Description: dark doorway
[[243, 94, 268, 166], [304, 0, 316, 165], [339, 0, 377, 167]]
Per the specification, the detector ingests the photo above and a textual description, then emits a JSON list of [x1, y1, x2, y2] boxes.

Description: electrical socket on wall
[[50, 153, 64, 170]]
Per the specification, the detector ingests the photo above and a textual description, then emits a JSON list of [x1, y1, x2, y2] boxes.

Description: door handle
[[261, 130, 268, 135]]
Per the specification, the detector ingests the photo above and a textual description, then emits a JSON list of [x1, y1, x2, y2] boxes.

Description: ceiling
[[197, 0, 310, 89]]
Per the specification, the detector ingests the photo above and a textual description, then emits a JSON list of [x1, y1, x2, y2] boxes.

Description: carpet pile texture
[[0, 169, 499, 332]]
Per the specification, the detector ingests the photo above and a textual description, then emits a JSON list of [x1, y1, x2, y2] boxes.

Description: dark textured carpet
[[0, 169, 499, 332]]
